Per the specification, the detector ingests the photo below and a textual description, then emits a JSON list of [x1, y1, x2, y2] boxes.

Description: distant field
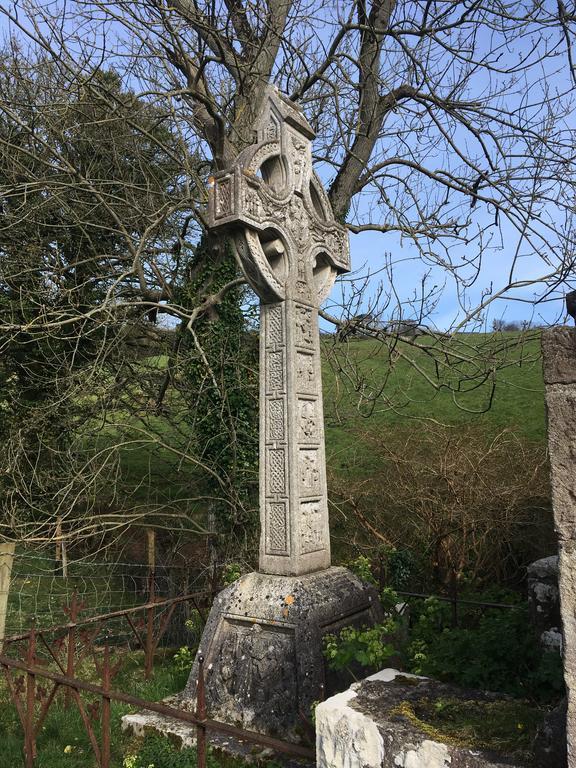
[[321, 331, 545, 472], [94, 331, 545, 501]]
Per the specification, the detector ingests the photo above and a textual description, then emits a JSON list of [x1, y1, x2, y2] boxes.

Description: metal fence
[[3, 542, 212, 647], [0, 593, 315, 768]]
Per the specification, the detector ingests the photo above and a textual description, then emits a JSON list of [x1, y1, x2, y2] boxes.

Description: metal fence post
[[101, 641, 111, 768], [196, 654, 207, 768], [65, 589, 78, 709], [144, 572, 155, 679], [24, 619, 36, 768]]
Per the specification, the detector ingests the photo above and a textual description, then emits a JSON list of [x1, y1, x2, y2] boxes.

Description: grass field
[[322, 332, 545, 479], [109, 331, 546, 497], [0, 332, 552, 765], [5, 551, 143, 635]]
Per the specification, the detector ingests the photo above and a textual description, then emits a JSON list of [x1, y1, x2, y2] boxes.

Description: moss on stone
[[389, 696, 545, 759]]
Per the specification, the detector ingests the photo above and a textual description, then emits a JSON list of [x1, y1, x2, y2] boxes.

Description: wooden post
[[55, 519, 61, 573], [0, 542, 16, 653], [55, 519, 68, 578], [146, 529, 156, 574], [61, 533, 68, 581], [145, 530, 156, 679], [449, 571, 459, 628], [65, 590, 78, 709]]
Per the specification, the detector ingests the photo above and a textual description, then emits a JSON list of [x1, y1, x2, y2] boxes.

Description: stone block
[[533, 697, 567, 768], [542, 327, 576, 385], [543, 386, 576, 540], [527, 555, 560, 642], [316, 669, 533, 768], [180, 567, 383, 740]]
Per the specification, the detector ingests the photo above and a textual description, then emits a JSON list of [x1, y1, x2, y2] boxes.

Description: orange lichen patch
[[284, 595, 295, 605]]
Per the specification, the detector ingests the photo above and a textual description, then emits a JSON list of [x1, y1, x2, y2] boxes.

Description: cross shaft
[[208, 86, 350, 575]]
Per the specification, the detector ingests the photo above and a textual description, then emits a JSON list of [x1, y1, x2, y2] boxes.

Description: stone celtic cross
[[208, 86, 350, 576]]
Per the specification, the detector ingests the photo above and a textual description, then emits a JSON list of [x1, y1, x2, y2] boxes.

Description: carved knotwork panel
[[267, 501, 288, 554], [267, 399, 285, 441], [267, 351, 284, 392], [266, 304, 284, 346], [268, 449, 286, 495]]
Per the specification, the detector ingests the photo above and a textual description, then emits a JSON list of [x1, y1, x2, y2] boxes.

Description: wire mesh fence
[[3, 546, 212, 648]]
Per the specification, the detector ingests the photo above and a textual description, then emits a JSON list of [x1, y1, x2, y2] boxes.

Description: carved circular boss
[[208, 88, 350, 305]]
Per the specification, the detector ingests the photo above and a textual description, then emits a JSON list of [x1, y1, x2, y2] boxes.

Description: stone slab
[[121, 706, 312, 766], [316, 669, 530, 768], [180, 567, 383, 740], [527, 555, 561, 644]]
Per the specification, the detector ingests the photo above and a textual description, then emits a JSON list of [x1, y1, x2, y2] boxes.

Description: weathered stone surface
[[121, 705, 312, 765], [542, 328, 576, 765], [316, 669, 530, 768], [526, 553, 562, 655], [208, 85, 350, 577], [527, 554, 559, 581], [533, 696, 567, 768], [122, 704, 196, 750], [527, 555, 561, 646], [558, 540, 576, 765], [180, 567, 383, 740], [542, 327, 576, 385], [543, 386, 576, 540]]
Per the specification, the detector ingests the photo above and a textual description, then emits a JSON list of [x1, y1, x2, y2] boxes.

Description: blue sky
[[1, 0, 574, 333]]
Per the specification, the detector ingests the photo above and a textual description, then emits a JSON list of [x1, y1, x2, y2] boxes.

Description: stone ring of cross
[[208, 86, 350, 306]]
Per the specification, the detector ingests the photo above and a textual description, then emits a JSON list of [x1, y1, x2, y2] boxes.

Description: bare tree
[[0, 2, 572, 372], [0, 1, 575, 556], [0, 50, 217, 554]]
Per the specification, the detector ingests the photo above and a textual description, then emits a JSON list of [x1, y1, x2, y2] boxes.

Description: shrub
[[406, 597, 564, 702], [330, 424, 552, 589], [322, 580, 564, 703], [323, 620, 398, 676]]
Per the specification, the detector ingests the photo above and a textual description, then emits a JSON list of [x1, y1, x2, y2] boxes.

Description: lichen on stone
[[389, 696, 544, 760]]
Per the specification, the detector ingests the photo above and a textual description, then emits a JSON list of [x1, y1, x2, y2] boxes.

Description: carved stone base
[[179, 567, 383, 741]]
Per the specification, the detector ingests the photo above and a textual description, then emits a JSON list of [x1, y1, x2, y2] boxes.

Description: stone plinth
[[180, 567, 383, 740], [316, 669, 533, 768]]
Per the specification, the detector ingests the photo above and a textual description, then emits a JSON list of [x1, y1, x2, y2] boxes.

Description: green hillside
[[322, 332, 545, 473], [89, 331, 546, 514]]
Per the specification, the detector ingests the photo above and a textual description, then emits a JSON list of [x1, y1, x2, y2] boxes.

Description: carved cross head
[[208, 86, 350, 305]]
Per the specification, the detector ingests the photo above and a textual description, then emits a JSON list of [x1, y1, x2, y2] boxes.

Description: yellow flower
[[64, 745, 73, 754]]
